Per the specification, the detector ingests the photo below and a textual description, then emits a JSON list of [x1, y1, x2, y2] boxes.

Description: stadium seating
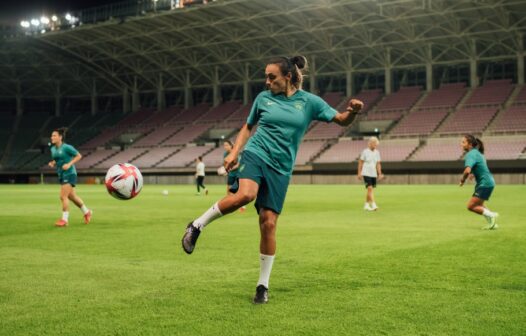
[[295, 140, 327, 165], [436, 106, 498, 135], [155, 144, 215, 168], [201, 147, 226, 168], [418, 82, 468, 109], [130, 147, 180, 168], [464, 79, 514, 106], [484, 136, 526, 160], [75, 149, 120, 169], [198, 101, 242, 123], [410, 138, 462, 161], [93, 147, 149, 169], [131, 125, 183, 147], [489, 105, 526, 133], [364, 86, 422, 121], [161, 124, 211, 146], [169, 103, 210, 124], [314, 139, 367, 163]]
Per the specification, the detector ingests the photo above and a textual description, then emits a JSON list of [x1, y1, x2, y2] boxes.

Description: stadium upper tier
[[1, 80, 525, 172]]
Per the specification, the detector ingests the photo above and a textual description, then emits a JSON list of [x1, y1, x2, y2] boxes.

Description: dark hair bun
[[290, 55, 307, 70]]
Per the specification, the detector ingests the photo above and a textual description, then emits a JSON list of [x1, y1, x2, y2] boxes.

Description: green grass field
[[0, 184, 525, 335]]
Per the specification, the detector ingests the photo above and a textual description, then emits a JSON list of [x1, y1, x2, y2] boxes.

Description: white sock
[[482, 208, 494, 217], [62, 211, 69, 221], [193, 202, 222, 230], [257, 254, 275, 289], [80, 205, 89, 215]]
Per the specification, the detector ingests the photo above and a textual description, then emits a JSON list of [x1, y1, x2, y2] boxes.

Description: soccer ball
[[105, 163, 143, 200], [217, 166, 227, 176]]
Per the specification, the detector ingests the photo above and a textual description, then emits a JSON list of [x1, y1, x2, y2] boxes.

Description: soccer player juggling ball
[[182, 56, 364, 304]]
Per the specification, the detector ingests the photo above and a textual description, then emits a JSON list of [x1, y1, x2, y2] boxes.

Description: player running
[[459, 134, 499, 229], [181, 56, 363, 304], [48, 127, 92, 227]]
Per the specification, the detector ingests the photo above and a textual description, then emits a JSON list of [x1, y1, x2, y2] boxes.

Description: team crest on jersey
[[294, 102, 304, 111]]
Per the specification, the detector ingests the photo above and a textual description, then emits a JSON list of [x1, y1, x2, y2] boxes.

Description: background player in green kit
[[182, 55, 363, 304], [459, 134, 499, 230], [48, 128, 92, 227]]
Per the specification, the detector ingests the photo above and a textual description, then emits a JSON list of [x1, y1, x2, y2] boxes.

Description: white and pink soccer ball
[[105, 163, 143, 200]]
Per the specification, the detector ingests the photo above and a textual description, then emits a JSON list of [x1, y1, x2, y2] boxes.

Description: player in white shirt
[[195, 156, 208, 196], [357, 137, 384, 211]]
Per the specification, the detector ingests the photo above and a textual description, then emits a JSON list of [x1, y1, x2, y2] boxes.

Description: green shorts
[[59, 173, 77, 187], [473, 186, 494, 201], [238, 150, 290, 214]]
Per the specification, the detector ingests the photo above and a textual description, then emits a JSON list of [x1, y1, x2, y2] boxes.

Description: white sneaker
[[370, 205, 378, 211], [364, 203, 372, 211], [483, 212, 499, 230], [489, 212, 499, 229]]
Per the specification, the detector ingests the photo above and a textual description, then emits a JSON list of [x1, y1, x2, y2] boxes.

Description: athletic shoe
[[253, 285, 269, 304], [55, 219, 68, 227], [195, 192, 201, 196], [489, 212, 499, 230], [370, 205, 378, 211], [363, 203, 371, 211], [84, 210, 92, 224], [182, 222, 201, 254]]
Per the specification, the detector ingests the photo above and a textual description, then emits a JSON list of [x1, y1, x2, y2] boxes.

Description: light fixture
[[20, 21, 30, 28], [41, 16, 50, 24], [30, 19, 40, 26], [51, 15, 58, 22]]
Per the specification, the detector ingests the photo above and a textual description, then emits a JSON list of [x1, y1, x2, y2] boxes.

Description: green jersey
[[245, 90, 337, 175], [51, 143, 79, 176], [464, 148, 495, 188]]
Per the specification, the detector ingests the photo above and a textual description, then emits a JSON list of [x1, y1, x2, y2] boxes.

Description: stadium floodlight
[[41, 16, 50, 25], [51, 15, 58, 22], [20, 21, 30, 28], [65, 13, 72, 21], [31, 19, 40, 26], [41, 29, 46, 34]]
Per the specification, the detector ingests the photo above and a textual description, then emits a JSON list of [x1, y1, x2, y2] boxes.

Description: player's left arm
[[459, 166, 471, 186], [377, 162, 384, 180], [332, 99, 364, 126]]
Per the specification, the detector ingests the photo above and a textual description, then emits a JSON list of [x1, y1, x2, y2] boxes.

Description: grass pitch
[[0, 184, 525, 335]]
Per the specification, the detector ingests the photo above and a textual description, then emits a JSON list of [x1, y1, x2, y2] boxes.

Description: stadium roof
[[0, 0, 525, 98]]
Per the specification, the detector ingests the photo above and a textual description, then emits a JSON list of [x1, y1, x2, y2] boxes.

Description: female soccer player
[[182, 56, 363, 304], [48, 128, 91, 227], [357, 136, 383, 211], [459, 134, 498, 229]]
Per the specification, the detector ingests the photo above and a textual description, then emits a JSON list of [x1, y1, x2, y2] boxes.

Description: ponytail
[[464, 134, 484, 154], [53, 127, 68, 141]]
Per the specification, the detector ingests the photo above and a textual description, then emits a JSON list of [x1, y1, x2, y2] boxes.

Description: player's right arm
[[48, 160, 56, 168], [224, 124, 252, 171]]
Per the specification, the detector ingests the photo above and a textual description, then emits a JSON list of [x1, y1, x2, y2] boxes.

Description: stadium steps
[[184, 146, 216, 168], [482, 106, 506, 136], [153, 147, 183, 167], [405, 139, 427, 161], [308, 139, 335, 164], [430, 87, 473, 137], [384, 91, 430, 138], [503, 85, 522, 108]]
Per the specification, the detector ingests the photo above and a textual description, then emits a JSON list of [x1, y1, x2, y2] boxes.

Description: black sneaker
[[253, 285, 269, 304], [182, 222, 201, 254]]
